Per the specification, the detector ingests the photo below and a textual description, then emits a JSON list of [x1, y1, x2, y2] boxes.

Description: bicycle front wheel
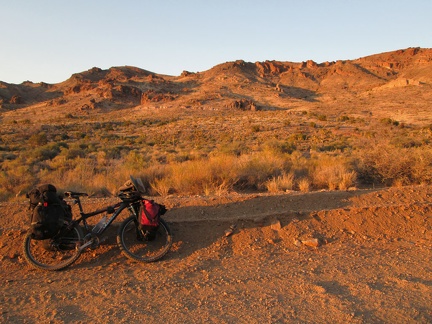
[[23, 223, 84, 271], [117, 216, 172, 263]]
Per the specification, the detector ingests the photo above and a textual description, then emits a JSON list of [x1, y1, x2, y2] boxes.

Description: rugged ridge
[[0, 47, 431, 113]]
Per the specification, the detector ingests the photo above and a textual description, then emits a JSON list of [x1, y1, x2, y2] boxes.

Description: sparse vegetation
[[2, 106, 431, 201], [1, 48, 432, 200]]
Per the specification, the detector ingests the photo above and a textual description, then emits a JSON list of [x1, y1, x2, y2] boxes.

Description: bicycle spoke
[[23, 224, 83, 271], [117, 216, 172, 262]]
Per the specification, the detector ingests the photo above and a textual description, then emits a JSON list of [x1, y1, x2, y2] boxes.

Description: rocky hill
[[1, 47, 431, 118]]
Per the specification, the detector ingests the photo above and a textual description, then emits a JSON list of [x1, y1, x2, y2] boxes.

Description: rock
[[275, 84, 283, 92], [301, 238, 320, 248], [181, 70, 193, 77], [270, 219, 282, 231], [8, 253, 19, 259], [226, 99, 258, 111], [293, 239, 302, 247], [224, 224, 236, 237], [306, 60, 317, 68], [9, 95, 22, 104]]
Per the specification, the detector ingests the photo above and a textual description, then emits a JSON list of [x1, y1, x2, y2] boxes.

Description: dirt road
[[1, 186, 431, 323]]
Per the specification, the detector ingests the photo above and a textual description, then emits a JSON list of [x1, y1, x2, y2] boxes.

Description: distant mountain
[[1, 47, 431, 113]]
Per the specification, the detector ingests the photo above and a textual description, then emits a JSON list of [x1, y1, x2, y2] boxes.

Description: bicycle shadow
[[160, 188, 380, 262], [70, 188, 383, 269]]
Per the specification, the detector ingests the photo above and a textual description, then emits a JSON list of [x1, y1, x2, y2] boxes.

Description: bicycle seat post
[[73, 196, 85, 215]]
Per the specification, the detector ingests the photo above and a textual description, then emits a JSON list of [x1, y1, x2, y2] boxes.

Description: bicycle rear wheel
[[117, 216, 172, 263], [23, 223, 83, 271]]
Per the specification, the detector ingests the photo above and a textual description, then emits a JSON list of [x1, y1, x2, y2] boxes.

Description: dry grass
[[310, 154, 357, 190], [265, 172, 295, 193], [298, 178, 311, 192], [1, 107, 431, 200], [354, 142, 432, 186]]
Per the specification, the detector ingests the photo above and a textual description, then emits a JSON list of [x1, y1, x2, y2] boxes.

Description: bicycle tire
[[23, 223, 84, 271], [117, 216, 172, 263]]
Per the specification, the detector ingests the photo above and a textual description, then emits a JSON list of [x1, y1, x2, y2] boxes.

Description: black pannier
[[26, 184, 72, 240]]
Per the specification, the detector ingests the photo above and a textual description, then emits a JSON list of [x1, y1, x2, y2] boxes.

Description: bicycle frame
[[67, 194, 139, 251]]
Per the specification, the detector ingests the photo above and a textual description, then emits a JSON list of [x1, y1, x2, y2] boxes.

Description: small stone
[[270, 220, 282, 231], [9, 253, 18, 259], [301, 238, 320, 248], [224, 225, 236, 237], [293, 239, 302, 247]]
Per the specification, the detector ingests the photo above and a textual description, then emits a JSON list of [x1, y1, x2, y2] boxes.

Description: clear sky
[[1, 0, 431, 84]]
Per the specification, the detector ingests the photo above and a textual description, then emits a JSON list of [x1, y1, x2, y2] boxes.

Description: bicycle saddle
[[119, 180, 134, 192]]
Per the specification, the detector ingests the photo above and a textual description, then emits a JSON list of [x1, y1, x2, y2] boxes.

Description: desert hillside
[[1, 47, 431, 124]]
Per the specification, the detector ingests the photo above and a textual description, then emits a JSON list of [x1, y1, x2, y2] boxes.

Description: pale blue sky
[[1, 0, 431, 84]]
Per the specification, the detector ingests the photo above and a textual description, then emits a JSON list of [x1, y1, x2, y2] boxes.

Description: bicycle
[[22, 176, 173, 271]]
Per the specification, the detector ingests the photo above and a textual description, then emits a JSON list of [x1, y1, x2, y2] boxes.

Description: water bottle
[[92, 216, 107, 234]]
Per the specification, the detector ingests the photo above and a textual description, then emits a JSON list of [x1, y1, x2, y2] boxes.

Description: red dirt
[[1, 185, 431, 323]]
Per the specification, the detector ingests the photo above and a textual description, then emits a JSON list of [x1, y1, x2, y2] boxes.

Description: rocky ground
[[1, 185, 431, 323]]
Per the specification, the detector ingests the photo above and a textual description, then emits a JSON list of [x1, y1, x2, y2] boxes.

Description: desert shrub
[[167, 154, 240, 195], [216, 141, 247, 156], [265, 172, 295, 193], [123, 150, 151, 171], [144, 152, 295, 195], [380, 118, 399, 126], [29, 146, 59, 162], [289, 133, 307, 142], [28, 131, 48, 146], [102, 146, 123, 159], [338, 115, 350, 122], [297, 178, 310, 192], [310, 154, 357, 190], [338, 171, 357, 190], [354, 144, 432, 186], [26, 142, 67, 162], [43, 157, 129, 195], [286, 151, 312, 179], [60, 147, 86, 160], [132, 162, 169, 196], [54, 133, 70, 141], [0, 165, 37, 199], [263, 139, 296, 155], [236, 152, 290, 190], [170, 152, 191, 163], [251, 125, 261, 132], [151, 176, 172, 196]]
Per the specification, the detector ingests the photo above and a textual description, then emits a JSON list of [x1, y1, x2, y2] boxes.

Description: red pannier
[[140, 199, 162, 227]]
